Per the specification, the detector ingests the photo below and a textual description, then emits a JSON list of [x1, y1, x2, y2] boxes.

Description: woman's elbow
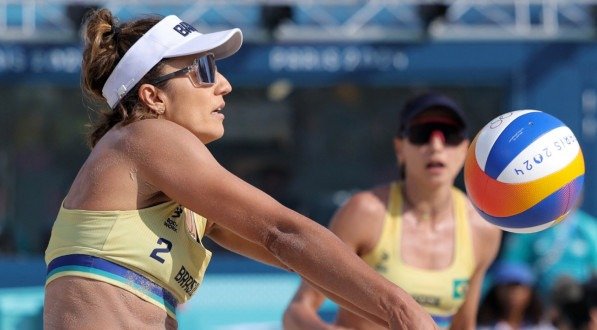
[[261, 221, 306, 263]]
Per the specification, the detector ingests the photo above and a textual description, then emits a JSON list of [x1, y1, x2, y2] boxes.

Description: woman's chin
[[200, 129, 224, 144]]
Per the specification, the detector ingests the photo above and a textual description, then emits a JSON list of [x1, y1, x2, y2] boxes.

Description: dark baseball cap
[[398, 92, 468, 136], [490, 261, 535, 286]]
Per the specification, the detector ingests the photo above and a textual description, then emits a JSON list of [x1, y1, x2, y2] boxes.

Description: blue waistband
[[431, 314, 453, 328], [47, 254, 177, 316]]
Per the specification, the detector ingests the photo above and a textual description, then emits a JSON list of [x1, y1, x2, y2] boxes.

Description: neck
[[401, 180, 453, 223]]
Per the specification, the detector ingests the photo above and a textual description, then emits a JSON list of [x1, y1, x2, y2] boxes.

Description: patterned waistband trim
[[47, 254, 177, 318], [431, 314, 453, 328]]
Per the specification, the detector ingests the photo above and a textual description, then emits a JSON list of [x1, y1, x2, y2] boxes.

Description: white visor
[[102, 15, 243, 108]]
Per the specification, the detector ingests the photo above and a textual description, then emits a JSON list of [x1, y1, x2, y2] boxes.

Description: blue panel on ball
[[485, 112, 564, 179], [475, 175, 584, 229]]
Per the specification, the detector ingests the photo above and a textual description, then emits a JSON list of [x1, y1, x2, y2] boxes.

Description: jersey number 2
[[150, 238, 173, 263]]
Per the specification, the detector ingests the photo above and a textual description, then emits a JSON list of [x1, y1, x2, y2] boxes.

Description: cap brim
[[408, 105, 468, 129], [164, 28, 243, 60], [491, 262, 535, 286]]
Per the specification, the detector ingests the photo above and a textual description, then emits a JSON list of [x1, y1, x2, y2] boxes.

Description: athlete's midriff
[[44, 276, 177, 330]]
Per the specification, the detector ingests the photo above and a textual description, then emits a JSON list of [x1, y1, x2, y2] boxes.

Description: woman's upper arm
[[451, 211, 502, 329], [206, 222, 289, 270], [126, 120, 288, 245], [473, 211, 503, 270]]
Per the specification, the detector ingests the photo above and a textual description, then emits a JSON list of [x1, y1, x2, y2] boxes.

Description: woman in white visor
[[43, 8, 438, 330]]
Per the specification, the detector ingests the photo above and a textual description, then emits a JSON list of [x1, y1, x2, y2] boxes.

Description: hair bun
[[111, 25, 121, 43]]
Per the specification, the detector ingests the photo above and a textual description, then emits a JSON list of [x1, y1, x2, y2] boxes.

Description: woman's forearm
[[302, 278, 388, 327], [263, 213, 421, 327]]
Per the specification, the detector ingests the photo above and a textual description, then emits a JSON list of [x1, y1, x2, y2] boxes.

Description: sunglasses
[[151, 53, 217, 86], [404, 123, 467, 146]]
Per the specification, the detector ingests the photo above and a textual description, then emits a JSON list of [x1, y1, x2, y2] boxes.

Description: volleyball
[[464, 110, 585, 233]]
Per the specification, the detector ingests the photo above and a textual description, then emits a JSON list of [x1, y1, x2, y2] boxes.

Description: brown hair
[[81, 9, 168, 147]]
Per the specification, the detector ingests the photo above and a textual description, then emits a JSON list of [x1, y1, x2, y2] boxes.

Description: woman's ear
[[458, 138, 471, 162], [462, 139, 470, 150], [138, 83, 166, 115]]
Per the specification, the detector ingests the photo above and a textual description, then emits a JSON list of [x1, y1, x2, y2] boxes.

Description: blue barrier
[[0, 287, 43, 330]]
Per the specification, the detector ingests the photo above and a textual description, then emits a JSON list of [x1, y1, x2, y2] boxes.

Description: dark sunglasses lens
[[445, 128, 466, 145], [408, 124, 465, 146], [196, 54, 216, 84], [407, 125, 432, 144]]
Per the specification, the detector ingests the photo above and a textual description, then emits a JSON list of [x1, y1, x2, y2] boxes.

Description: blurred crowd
[[478, 209, 597, 330]]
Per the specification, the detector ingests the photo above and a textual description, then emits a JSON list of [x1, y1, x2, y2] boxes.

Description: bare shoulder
[[108, 119, 221, 191], [113, 119, 213, 166], [464, 196, 502, 264], [332, 184, 391, 223], [467, 203, 500, 236], [117, 119, 200, 152], [328, 183, 391, 254]]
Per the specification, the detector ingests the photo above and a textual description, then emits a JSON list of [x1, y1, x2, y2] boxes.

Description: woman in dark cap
[[284, 92, 502, 330]]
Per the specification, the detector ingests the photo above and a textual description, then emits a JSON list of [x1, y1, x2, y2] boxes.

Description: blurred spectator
[[477, 261, 556, 330], [283, 92, 502, 330], [500, 209, 597, 300], [587, 276, 597, 330], [548, 275, 597, 330]]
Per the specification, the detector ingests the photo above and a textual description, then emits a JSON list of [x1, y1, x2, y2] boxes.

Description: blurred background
[[0, 1, 595, 329]]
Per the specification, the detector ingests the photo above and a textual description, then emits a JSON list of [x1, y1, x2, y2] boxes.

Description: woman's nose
[[429, 130, 446, 148], [215, 72, 232, 95]]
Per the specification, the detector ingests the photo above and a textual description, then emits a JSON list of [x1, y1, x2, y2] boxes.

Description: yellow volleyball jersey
[[361, 182, 475, 328], [45, 200, 212, 319]]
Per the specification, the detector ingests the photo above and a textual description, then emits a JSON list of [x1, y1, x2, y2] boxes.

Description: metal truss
[[436, 0, 597, 40], [0, 0, 596, 42]]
